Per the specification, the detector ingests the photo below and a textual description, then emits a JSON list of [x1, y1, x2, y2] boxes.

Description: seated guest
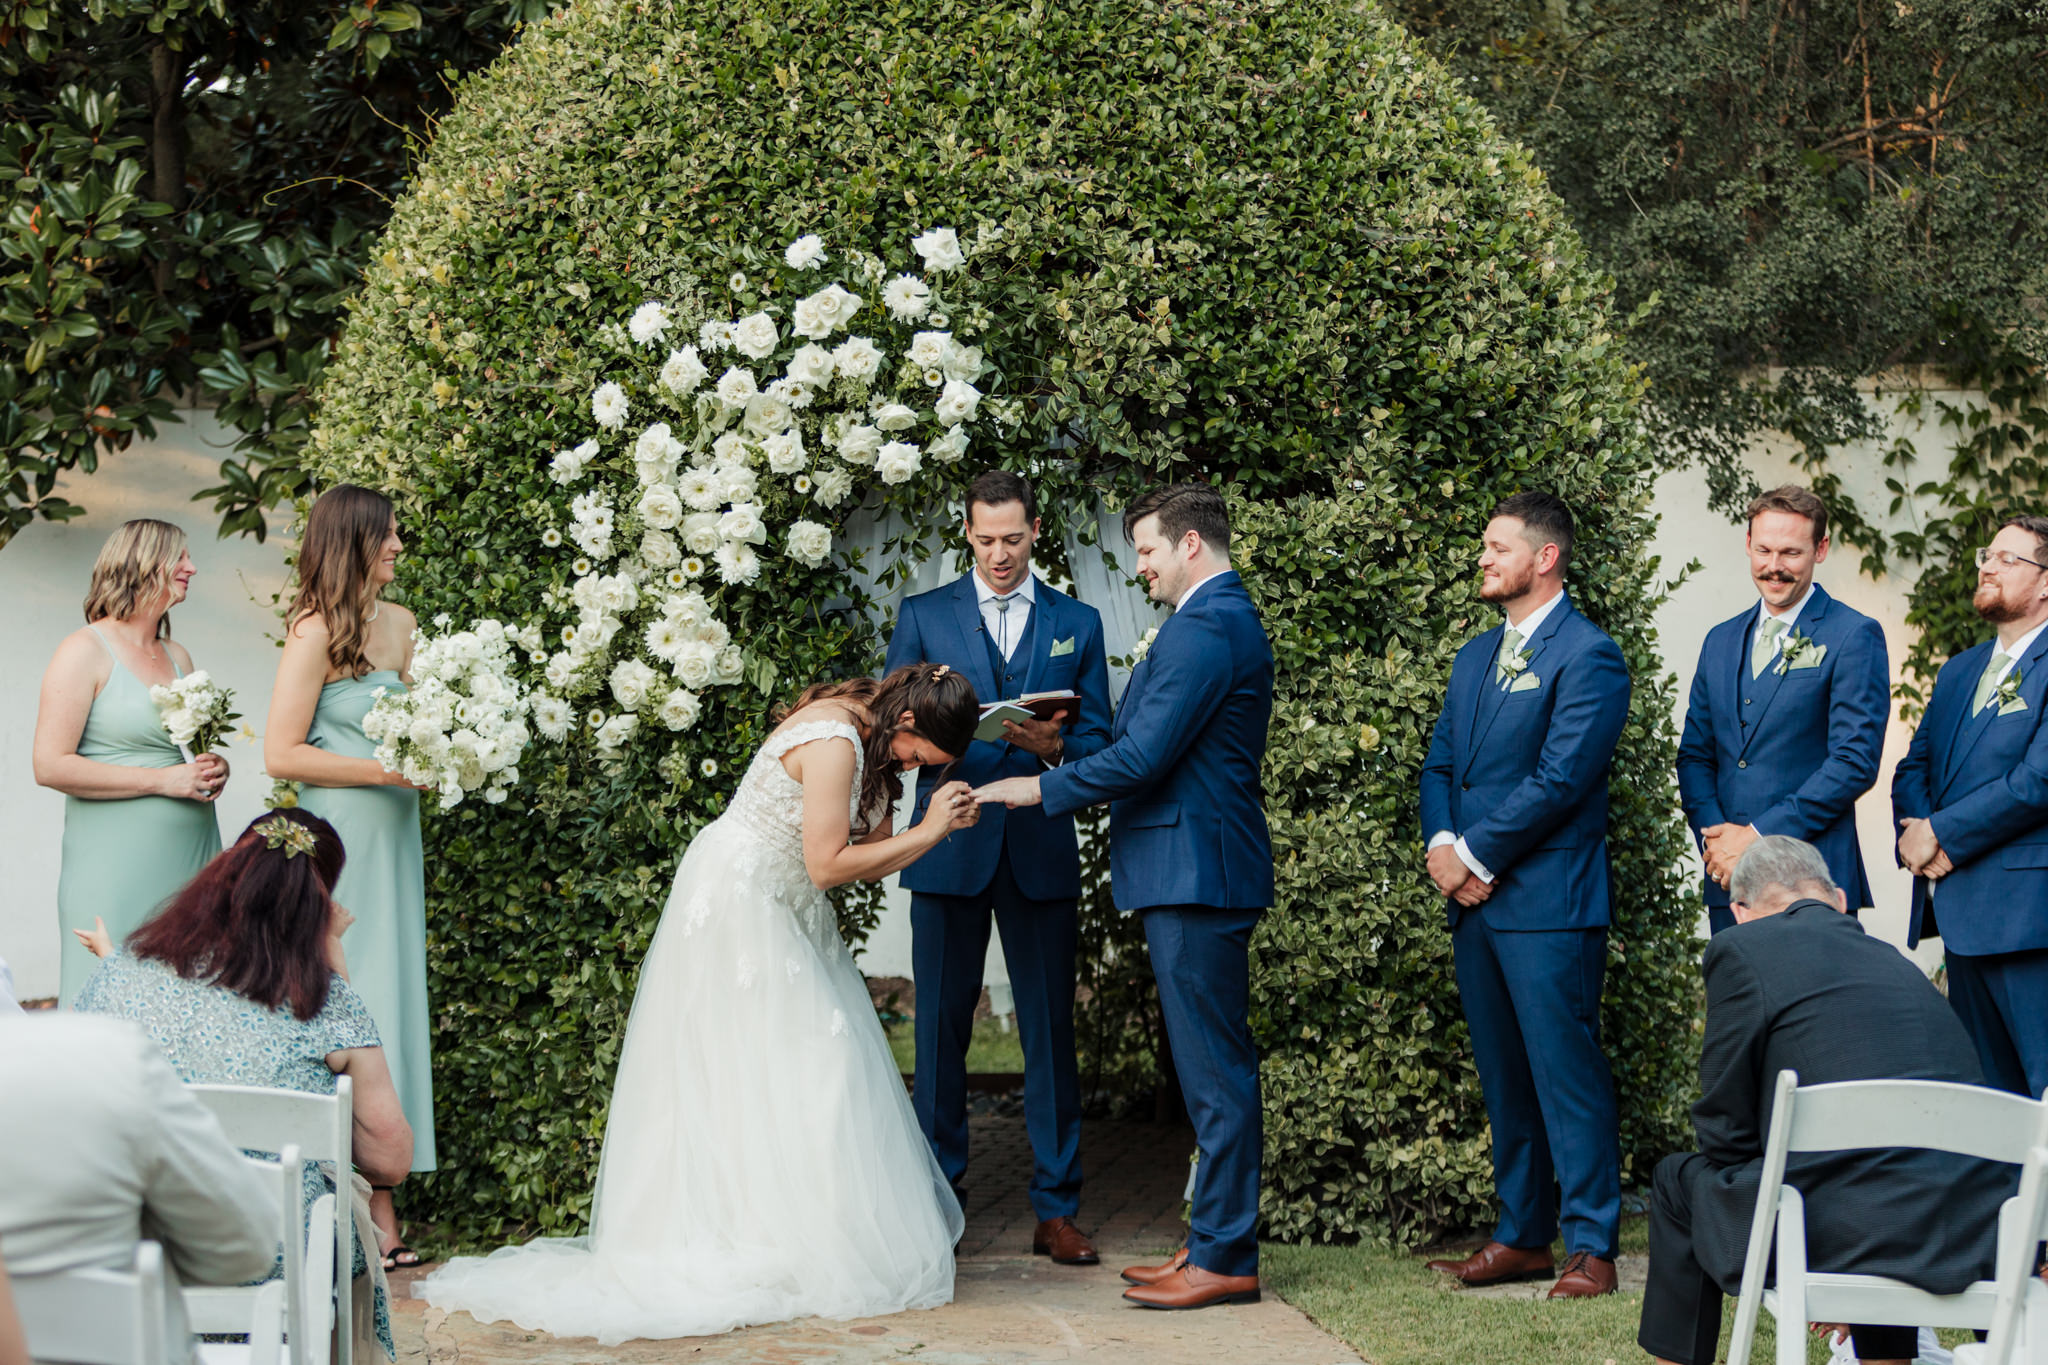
[[0, 1012, 279, 1365], [74, 808, 412, 1361], [1639, 836, 2017, 1365]]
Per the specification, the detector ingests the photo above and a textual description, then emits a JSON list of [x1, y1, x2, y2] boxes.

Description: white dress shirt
[[975, 571, 1036, 661], [1430, 590, 1570, 884], [1751, 582, 1816, 670], [1987, 620, 2048, 690]]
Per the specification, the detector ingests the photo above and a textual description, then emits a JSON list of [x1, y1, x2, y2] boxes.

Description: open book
[[974, 690, 1079, 745]]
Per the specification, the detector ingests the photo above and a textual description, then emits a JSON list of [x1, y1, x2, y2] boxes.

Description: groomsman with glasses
[[1675, 485, 1890, 934], [883, 469, 1115, 1262], [1420, 491, 1630, 1299], [1893, 514, 2048, 1097]]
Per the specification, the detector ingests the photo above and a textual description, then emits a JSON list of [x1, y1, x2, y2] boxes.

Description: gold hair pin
[[254, 814, 318, 861]]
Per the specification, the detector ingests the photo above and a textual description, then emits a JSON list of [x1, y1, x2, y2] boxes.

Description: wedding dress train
[[418, 720, 963, 1343]]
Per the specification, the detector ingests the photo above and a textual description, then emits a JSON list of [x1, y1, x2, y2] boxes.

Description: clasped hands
[[1698, 822, 1760, 889], [1426, 842, 1494, 907], [1897, 816, 1953, 880]]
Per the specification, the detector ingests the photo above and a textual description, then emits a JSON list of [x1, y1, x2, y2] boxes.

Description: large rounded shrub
[[313, 0, 1698, 1245]]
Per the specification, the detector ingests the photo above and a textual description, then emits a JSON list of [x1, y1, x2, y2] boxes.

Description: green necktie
[[1750, 617, 1788, 679], [1495, 627, 1524, 689], [1972, 650, 2014, 716]]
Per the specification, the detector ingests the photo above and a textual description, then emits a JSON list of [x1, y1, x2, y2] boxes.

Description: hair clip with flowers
[[931, 664, 951, 679], [254, 814, 319, 861]]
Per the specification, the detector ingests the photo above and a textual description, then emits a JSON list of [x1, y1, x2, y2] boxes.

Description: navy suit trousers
[[910, 858, 1083, 1221], [1945, 946, 2048, 1098], [1144, 904, 1263, 1278], [1451, 913, 1620, 1258]]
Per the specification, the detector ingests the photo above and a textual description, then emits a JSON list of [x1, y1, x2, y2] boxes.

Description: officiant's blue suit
[[886, 572, 1112, 1220], [1040, 569, 1274, 1278], [1893, 626, 2048, 1097], [1420, 594, 1629, 1260], [1676, 585, 1889, 932]]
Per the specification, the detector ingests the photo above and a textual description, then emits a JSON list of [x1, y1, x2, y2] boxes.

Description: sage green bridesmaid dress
[[296, 670, 437, 1171], [57, 627, 223, 1008]]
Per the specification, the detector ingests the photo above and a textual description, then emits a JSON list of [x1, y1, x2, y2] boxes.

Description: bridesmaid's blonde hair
[[287, 485, 394, 679], [82, 518, 188, 636]]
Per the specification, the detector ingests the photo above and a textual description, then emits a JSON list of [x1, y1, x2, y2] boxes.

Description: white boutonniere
[[1049, 635, 1075, 658], [1775, 630, 1827, 674], [1130, 626, 1159, 664], [1496, 641, 1532, 688], [1508, 671, 1542, 694], [1996, 668, 2028, 716]]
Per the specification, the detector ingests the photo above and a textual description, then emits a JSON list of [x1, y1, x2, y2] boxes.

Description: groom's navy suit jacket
[[1676, 585, 1889, 919], [887, 572, 1113, 901], [1419, 595, 1630, 929], [1892, 627, 2048, 957], [1039, 570, 1274, 913]]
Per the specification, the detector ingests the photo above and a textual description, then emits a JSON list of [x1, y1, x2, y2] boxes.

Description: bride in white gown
[[419, 663, 983, 1343]]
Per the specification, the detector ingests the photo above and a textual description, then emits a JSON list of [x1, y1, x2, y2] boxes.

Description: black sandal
[[370, 1184, 421, 1271]]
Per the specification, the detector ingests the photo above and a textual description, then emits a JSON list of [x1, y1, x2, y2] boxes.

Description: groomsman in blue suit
[[1676, 486, 1890, 934], [974, 483, 1274, 1312], [1420, 491, 1630, 1299], [1892, 513, 2048, 1098], [884, 470, 1115, 1264]]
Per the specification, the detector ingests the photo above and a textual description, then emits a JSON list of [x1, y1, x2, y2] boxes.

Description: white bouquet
[[148, 671, 241, 756], [361, 620, 532, 810]]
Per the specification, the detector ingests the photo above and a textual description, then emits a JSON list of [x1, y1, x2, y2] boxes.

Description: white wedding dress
[[418, 720, 963, 1343]]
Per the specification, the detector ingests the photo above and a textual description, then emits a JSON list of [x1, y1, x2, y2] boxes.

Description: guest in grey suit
[[1638, 837, 2016, 1365], [0, 1013, 278, 1364]]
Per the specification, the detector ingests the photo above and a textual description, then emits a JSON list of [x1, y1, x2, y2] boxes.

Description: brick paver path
[[955, 1114, 1194, 1260]]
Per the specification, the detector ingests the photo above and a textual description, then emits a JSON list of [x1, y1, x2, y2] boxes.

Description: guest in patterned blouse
[[73, 807, 412, 1360]]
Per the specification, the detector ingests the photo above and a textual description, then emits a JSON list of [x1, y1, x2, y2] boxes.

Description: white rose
[[609, 658, 659, 711], [674, 640, 717, 688], [549, 446, 587, 484], [717, 463, 759, 504], [812, 466, 854, 507], [660, 345, 707, 393], [677, 468, 724, 512], [762, 428, 805, 474], [935, 378, 982, 423], [926, 423, 970, 462], [907, 330, 951, 368], [790, 293, 834, 340], [717, 503, 768, 545], [635, 422, 677, 464], [942, 343, 983, 382], [628, 301, 671, 345], [712, 431, 752, 465], [822, 283, 862, 327], [597, 574, 639, 614], [591, 381, 629, 430], [884, 274, 932, 321], [831, 336, 883, 383], [872, 401, 917, 431], [911, 227, 965, 271], [680, 511, 723, 554], [786, 519, 831, 567], [785, 343, 835, 386], [716, 366, 757, 406], [715, 541, 762, 585], [636, 483, 683, 530], [712, 645, 746, 687], [544, 654, 577, 689], [731, 311, 779, 360], [836, 423, 882, 466], [743, 393, 794, 437], [876, 441, 922, 485], [597, 714, 638, 749], [639, 529, 680, 568], [784, 235, 827, 271]]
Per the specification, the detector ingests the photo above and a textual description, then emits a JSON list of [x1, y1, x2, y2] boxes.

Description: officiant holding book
[[883, 469, 1114, 1263]]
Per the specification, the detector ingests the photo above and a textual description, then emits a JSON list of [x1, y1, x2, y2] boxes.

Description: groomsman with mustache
[[1676, 486, 1890, 934]]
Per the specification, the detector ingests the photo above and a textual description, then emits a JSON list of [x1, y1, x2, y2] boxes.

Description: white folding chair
[[1952, 1144, 2048, 1365], [184, 1079, 354, 1365], [191, 1144, 303, 1365], [1728, 1070, 2048, 1365], [14, 1240, 169, 1365]]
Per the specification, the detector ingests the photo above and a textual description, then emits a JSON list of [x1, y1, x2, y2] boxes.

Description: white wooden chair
[[190, 1144, 303, 1365], [184, 1079, 354, 1365], [15, 1241, 169, 1365], [1728, 1070, 2048, 1365], [1952, 1143, 2048, 1365]]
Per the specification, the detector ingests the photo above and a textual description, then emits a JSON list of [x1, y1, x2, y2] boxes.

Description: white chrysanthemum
[[677, 469, 723, 513], [636, 483, 683, 530], [699, 318, 734, 352], [911, 227, 965, 271], [764, 376, 813, 409], [836, 423, 882, 467], [591, 381, 629, 429], [830, 336, 882, 383], [680, 511, 722, 554], [628, 301, 672, 346], [717, 503, 768, 545], [715, 541, 762, 585], [659, 687, 702, 732], [715, 366, 757, 406], [785, 342, 835, 386], [784, 235, 827, 270], [763, 429, 805, 474], [908, 330, 951, 368], [531, 694, 571, 742], [786, 519, 831, 567], [876, 441, 922, 485], [610, 658, 659, 711], [743, 393, 794, 438], [541, 527, 564, 548], [731, 311, 778, 360], [884, 274, 932, 321], [926, 423, 971, 463], [935, 378, 982, 424], [586, 707, 608, 730], [812, 466, 853, 507], [660, 345, 708, 394], [872, 401, 918, 431], [640, 529, 680, 568], [644, 616, 686, 663], [728, 271, 748, 293]]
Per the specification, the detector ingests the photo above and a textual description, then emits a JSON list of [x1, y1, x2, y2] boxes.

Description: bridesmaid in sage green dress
[[33, 519, 226, 1008], [265, 485, 433, 1269]]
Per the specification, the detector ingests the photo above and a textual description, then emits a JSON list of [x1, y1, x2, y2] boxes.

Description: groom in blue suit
[[1676, 485, 1890, 933], [1893, 514, 2048, 1098], [884, 470, 1114, 1263], [974, 483, 1274, 1312], [1420, 491, 1630, 1299]]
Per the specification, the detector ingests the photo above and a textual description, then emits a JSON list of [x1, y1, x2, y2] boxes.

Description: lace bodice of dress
[[725, 719, 866, 864]]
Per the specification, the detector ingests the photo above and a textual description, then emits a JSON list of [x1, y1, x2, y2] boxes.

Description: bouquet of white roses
[[361, 619, 533, 810], [149, 671, 242, 757]]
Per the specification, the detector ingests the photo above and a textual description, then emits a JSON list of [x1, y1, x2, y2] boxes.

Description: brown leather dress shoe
[[1424, 1240, 1556, 1286], [1120, 1247, 1190, 1286], [1122, 1263, 1262, 1310], [1546, 1251, 1618, 1298], [1032, 1217, 1100, 1265]]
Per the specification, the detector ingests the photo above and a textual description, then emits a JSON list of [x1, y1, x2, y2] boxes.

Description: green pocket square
[[1786, 649, 1826, 671], [2000, 696, 2030, 716], [1508, 672, 1541, 694], [1049, 636, 1075, 657]]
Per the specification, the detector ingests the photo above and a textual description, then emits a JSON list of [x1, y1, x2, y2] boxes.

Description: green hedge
[[311, 0, 1698, 1247]]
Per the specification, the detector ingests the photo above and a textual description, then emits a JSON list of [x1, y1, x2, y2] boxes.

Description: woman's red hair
[[125, 808, 346, 1022]]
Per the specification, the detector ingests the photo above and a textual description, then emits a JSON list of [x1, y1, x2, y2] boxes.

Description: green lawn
[[885, 1016, 1028, 1076]]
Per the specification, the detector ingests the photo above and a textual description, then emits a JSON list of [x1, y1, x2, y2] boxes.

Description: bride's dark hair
[[777, 663, 979, 829]]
